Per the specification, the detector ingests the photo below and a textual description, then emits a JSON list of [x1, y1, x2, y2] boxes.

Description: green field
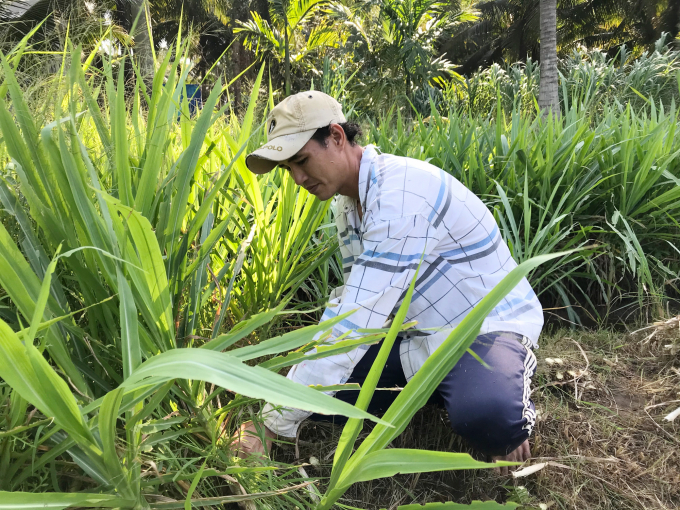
[[0, 25, 679, 510]]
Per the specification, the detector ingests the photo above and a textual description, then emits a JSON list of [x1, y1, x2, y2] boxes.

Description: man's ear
[[329, 123, 346, 148]]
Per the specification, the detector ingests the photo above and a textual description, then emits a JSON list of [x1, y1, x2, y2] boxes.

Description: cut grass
[[273, 327, 680, 509]]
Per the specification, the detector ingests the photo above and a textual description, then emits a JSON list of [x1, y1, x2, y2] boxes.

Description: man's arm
[[263, 213, 440, 437]]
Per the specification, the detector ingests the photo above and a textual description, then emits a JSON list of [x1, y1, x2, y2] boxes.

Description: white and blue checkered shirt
[[264, 145, 544, 436]]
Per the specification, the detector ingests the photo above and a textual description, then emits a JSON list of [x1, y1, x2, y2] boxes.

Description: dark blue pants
[[309, 331, 537, 457]]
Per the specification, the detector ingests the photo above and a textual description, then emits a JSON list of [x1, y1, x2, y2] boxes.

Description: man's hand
[[491, 439, 531, 476], [232, 421, 276, 459]]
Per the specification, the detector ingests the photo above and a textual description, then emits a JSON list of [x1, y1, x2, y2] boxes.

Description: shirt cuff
[[262, 403, 313, 438]]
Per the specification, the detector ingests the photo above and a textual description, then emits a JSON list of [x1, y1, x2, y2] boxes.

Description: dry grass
[[272, 325, 680, 509]]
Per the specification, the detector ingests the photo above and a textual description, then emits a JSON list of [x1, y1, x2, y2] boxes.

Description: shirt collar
[[358, 144, 378, 215]]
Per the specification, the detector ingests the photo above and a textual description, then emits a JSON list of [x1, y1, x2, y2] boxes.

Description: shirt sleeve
[[263, 214, 440, 437]]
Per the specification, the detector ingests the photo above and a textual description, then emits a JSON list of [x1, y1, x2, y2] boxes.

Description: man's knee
[[446, 393, 535, 457], [437, 332, 537, 456]]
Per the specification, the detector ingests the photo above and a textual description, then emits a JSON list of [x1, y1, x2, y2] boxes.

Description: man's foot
[[491, 439, 531, 475], [231, 421, 276, 459]]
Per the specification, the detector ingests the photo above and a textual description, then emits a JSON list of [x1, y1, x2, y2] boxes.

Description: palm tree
[[235, 0, 344, 96], [381, 0, 476, 95], [539, 0, 559, 114], [346, 0, 477, 109], [146, 0, 271, 105], [0, 0, 94, 45], [439, 0, 540, 74], [441, 0, 680, 75]]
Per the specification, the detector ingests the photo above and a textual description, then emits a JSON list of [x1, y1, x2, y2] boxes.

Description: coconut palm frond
[[286, 0, 331, 30], [305, 24, 343, 51], [235, 11, 283, 59], [324, 2, 372, 50]]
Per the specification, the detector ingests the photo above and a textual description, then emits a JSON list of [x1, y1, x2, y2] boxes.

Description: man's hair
[[311, 122, 363, 147]]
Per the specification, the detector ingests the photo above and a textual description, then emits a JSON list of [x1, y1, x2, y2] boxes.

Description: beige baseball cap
[[245, 90, 346, 174]]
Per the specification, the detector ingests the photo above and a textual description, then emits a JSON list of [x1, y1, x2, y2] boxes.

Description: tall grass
[[1, 24, 679, 510], [0, 30, 554, 509], [0, 33, 391, 507]]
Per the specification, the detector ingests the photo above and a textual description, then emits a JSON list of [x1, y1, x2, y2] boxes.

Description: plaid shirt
[[264, 145, 544, 437]]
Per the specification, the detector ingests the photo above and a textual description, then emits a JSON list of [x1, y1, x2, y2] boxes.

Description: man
[[236, 91, 542, 472]]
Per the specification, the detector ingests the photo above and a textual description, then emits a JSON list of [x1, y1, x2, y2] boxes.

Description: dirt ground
[[272, 324, 680, 509]]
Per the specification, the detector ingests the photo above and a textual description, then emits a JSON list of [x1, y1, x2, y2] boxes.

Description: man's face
[[279, 128, 347, 201]]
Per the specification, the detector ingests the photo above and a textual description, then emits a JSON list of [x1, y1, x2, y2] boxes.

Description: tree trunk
[[538, 0, 559, 116], [284, 10, 291, 96], [642, 0, 659, 45], [251, 0, 271, 25], [518, 21, 526, 61], [659, 0, 680, 41]]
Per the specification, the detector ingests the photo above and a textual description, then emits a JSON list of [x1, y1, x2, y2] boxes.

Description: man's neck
[[337, 144, 365, 201]]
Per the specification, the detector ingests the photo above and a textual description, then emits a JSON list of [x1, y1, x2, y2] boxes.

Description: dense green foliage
[[0, 32, 559, 508], [0, 33, 378, 507], [433, 37, 680, 117], [2, 0, 679, 112], [0, 8, 679, 510], [442, 0, 680, 74]]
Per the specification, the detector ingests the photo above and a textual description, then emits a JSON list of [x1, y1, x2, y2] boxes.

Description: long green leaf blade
[[342, 449, 514, 487], [120, 348, 391, 425], [0, 491, 135, 509]]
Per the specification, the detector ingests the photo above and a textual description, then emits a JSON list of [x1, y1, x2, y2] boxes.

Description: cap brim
[[245, 129, 317, 174]]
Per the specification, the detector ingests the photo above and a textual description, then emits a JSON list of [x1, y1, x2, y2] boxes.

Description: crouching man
[[235, 91, 542, 472]]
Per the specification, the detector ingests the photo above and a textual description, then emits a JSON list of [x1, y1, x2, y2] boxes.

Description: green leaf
[[26, 246, 61, 344], [72, 48, 112, 156], [99, 387, 134, 496], [112, 61, 133, 206], [102, 193, 175, 349], [330, 258, 421, 489], [259, 333, 384, 371], [228, 309, 358, 360], [117, 268, 141, 380], [310, 383, 361, 392], [0, 177, 68, 308], [340, 449, 514, 487], [165, 78, 223, 272], [0, 491, 135, 509], [237, 64, 265, 148], [120, 348, 391, 425], [0, 51, 53, 207], [202, 305, 283, 352], [0, 318, 100, 457], [125, 381, 175, 430], [134, 48, 179, 217], [185, 459, 207, 510], [0, 203, 111, 393]]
